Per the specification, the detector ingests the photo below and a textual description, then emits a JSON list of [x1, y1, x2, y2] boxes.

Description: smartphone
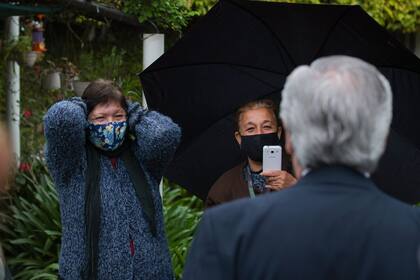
[[263, 145, 282, 172]]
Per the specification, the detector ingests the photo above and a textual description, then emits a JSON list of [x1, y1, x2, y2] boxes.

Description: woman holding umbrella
[[205, 99, 296, 208], [44, 79, 181, 279]]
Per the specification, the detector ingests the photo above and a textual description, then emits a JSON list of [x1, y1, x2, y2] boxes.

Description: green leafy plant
[[1, 35, 32, 64], [270, 0, 420, 33], [0, 159, 203, 280], [187, 0, 218, 15], [43, 60, 61, 75], [163, 184, 203, 279], [75, 47, 142, 100], [187, 0, 420, 33], [76, 52, 97, 81], [16, 57, 70, 161], [77, 47, 126, 81], [59, 57, 80, 80], [123, 0, 194, 31], [334, 0, 419, 33], [0, 160, 61, 280]]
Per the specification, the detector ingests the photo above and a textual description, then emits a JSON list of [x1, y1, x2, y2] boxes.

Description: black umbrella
[[139, 0, 420, 202]]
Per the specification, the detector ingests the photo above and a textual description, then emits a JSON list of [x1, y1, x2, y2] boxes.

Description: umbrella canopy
[[140, 0, 420, 202]]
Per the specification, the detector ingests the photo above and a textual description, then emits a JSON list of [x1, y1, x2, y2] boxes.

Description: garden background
[[0, 0, 418, 279]]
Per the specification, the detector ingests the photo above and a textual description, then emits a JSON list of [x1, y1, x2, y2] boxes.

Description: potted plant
[[59, 57, 80, 91], [2, 35, 41, 67], [72, 52, 101, 96], [72, 69, 97, 96], [72, 79, 91, 97], [23, 50, 41, 67], [24, 51, 37, 66], [43, 60, 61, 90]]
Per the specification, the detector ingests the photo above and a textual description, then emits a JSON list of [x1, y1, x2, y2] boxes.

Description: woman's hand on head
[[69, 97, 88, 116], [126, 101, 146, 130]]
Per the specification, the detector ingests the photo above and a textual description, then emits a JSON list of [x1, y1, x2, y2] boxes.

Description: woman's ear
[[234, 131, 242, 146]]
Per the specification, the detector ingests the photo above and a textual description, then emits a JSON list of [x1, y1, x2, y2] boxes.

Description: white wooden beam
[[6, 16, 21, 165]]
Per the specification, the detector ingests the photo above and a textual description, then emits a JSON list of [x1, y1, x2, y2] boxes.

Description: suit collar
[[298, 165, 375, 190]]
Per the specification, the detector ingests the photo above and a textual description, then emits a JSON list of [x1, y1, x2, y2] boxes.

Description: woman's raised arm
[[127, 101, 181, 180], [44, 97, 88, 181]]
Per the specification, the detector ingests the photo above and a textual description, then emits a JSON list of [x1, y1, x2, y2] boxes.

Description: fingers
[[263, 170, 288, 181], [261, 170, 281, 177], [266, 175, 285, 184], [266, 183, 288, 191], [263, 171, 297, 191], [266, 178, 287, 187]]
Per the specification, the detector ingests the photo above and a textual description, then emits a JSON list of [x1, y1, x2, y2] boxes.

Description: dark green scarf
[[84, 138, 157, 280]]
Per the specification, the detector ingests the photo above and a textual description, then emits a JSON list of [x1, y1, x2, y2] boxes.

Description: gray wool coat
[[44, 98, 181, 280]]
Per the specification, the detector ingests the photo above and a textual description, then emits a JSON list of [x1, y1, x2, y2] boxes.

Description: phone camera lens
[[271, 151, 274, 154]]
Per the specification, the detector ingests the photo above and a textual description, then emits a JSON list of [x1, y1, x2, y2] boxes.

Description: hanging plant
[[2, 35, 32, 65], [22, 51, 40, 67], [1, 16, 47, 67], [42, 60, 61, 90], [58, 57, 80, 93]]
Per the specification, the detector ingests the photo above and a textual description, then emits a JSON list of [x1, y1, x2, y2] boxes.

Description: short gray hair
[[280, 56, 392, 173]]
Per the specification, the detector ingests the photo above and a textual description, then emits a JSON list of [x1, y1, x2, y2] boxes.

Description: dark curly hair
[[82, 79, 128, 114]]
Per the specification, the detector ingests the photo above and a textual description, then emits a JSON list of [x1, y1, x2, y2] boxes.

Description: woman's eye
[[95, 117, 104, 120]]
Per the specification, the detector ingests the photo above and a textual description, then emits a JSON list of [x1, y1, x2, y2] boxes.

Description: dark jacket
[[205, 163, 249, 208], [205, 159, 294, 208], [184, 165, 420, 280]]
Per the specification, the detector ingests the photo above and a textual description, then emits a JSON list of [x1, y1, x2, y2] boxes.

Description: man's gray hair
[[280, 56, 392, 173]]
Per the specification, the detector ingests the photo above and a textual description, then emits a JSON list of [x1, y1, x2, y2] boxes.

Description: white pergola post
[[6, 16, 21, 165], [142, 33, 165, 197], [142, 33, 164, 108]]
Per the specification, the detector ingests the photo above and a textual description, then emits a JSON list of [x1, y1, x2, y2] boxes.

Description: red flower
[[23, 110, 32, 119], [19, 162, 31, 172]]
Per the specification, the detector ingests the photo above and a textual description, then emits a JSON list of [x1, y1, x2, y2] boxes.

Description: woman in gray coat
[[44, 80, 181, 280]]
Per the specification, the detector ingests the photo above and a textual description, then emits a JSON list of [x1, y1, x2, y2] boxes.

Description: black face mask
[[240, 132, 280, 162]]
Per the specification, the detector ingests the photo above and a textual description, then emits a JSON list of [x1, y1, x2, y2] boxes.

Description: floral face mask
[[88, 121, 127, 151]]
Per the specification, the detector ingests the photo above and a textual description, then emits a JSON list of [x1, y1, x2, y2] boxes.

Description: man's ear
[[234, 131, 242, 146], [285, 130, 304, 179], [277, 126, 282, 139], [285, 131, 293, 155]]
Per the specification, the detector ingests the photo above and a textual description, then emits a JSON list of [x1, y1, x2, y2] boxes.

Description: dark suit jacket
[[183, 166, 420, 280]]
